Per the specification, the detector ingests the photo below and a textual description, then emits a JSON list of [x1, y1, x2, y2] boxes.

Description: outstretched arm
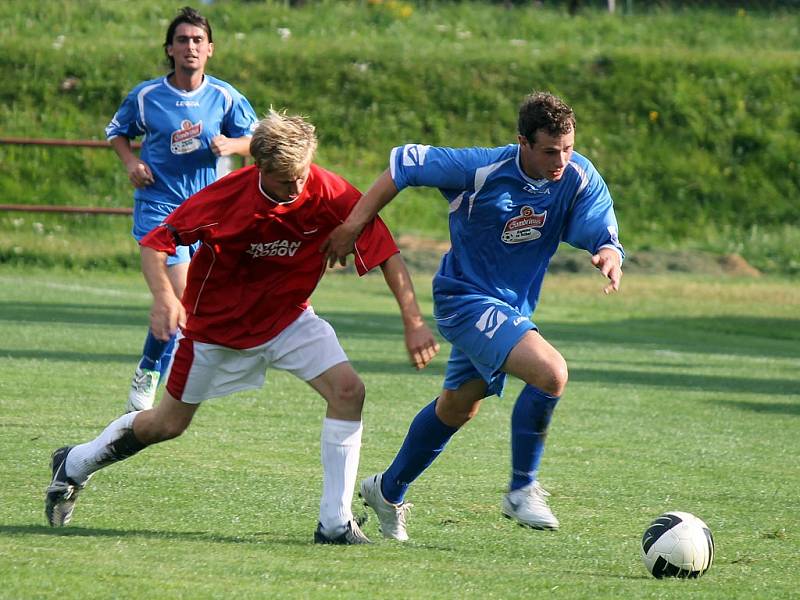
[[591, 246, 623, 294], [322, 169, 399, 267], [141, 246, 186, 341], [380, 253, 440, 370]]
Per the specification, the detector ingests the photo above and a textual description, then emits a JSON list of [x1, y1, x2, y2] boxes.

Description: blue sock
[[138, 330, 173, 375], [510, 385, 560, 492], [157, 335, 176, 383], [381, 399, 459, 503]]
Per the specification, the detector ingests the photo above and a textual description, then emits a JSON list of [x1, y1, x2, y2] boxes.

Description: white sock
[[319, 417, 363, 534], [65, 411, 139, 484]]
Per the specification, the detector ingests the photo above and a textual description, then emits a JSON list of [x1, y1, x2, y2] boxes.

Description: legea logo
[[402, 144, 430, 167], [522, 182, 550, 195], [475, 306, 507, 339]]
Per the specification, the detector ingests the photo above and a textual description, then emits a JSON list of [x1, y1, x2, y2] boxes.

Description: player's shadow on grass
[[547, 315, 799, 360], [4, 304, 797, 390], [0, 346, 445, 373], [0, 348, 136, 364], [0, 301, 146, 327], [319, 311, 412, 340], [323, 311, 800, 360], [350, 358, 448, 378], [711, 399, 800, 416], [569, 367, 799, 398], [325, 311, 800, 390], [0, 524, 311, 547]]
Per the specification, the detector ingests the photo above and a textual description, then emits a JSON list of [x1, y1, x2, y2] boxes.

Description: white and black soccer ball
[[641, 511, 714, 578]]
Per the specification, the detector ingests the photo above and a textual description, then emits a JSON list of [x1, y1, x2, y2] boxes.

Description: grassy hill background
[[0, 0, 798, 274]]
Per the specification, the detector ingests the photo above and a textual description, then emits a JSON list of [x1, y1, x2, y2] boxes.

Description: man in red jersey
[[44, 110, 440, 545]]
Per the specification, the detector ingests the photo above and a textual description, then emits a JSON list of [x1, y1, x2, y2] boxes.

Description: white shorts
[[166, 307, 348, 404]]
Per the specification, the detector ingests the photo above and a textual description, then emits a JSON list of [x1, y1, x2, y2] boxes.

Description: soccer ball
[[641, 511, 714, 578]]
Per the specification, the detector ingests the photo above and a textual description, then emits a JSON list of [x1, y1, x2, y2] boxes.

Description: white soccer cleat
[[502, 481, 560, 530], [126, 367, 160, 412], [359, 473, 413, 541]]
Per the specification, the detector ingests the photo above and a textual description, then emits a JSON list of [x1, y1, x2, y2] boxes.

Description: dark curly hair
[[518, 92, 575, 144]]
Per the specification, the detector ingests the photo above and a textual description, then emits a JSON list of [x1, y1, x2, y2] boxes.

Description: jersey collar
[[163, 73, 208, 97], [257, 171, 305, 206]]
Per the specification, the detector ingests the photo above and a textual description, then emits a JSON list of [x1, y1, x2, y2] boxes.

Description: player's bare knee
[[532, 357, 568, 397], [546, 359, 569, 397], [330, 377, 366, 414], [436, 398, 480, 428], [441, 407, 476, 428]]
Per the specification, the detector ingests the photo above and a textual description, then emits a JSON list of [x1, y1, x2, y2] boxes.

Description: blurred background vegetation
[[0, 0, 798, 274]]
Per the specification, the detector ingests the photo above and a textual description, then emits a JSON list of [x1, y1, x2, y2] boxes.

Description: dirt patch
[[717, 253, 762, 277], [618, 250, 761, 277], [395, 235, 762, 277]]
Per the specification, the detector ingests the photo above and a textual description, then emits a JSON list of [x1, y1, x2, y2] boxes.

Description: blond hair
[[249, 109, 318, 175]]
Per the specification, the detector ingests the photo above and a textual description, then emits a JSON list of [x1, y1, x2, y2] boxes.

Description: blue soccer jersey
[[105, 74, 257, 208], [389, 143, 624, 319]]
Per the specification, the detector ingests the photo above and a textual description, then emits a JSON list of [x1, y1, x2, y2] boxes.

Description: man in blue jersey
[[323, 91, 623, 540], [106, 6, 258, 412]]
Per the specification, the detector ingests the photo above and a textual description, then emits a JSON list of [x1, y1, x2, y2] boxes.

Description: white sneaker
[[126, 367, 160, 412], [359, 473, 413, 541], [502, 481, 559, 530]]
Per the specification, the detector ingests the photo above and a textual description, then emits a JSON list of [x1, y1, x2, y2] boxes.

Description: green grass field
[[0, 265, 798, 598]]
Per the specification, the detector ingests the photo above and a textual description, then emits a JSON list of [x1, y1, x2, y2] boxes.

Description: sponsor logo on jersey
[[170, 119, 203, 154], [475, 306, 508, 339], [512, 316, 527, 327], [246, 240, 302, 258], [175, 100, 200, 107], [402, 144, 430, 167], [522, 182, 550, 195], [500, 205, 547, 244]]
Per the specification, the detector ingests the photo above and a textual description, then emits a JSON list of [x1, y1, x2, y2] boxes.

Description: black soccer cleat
[[44, 446, 85, 527], [313, 519, 371, 545]]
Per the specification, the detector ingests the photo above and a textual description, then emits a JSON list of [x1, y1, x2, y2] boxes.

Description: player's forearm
[[345, 170, 399, 235], [140, 246, 173, 301], [109, 136, 137, 167], [229, 135, 252, 157], [380, 253, 427, 329]]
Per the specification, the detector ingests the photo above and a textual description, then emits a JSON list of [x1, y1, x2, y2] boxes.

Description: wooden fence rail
[[0, 137, 244, 216], [1, 136, 138, 215]]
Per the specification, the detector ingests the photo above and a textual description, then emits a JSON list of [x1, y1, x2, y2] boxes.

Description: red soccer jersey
[[140, 164, 398, 348]]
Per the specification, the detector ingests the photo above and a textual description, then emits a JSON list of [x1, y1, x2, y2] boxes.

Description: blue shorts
[[132, 199, 197, 266], [434, 295, 536, 397]]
